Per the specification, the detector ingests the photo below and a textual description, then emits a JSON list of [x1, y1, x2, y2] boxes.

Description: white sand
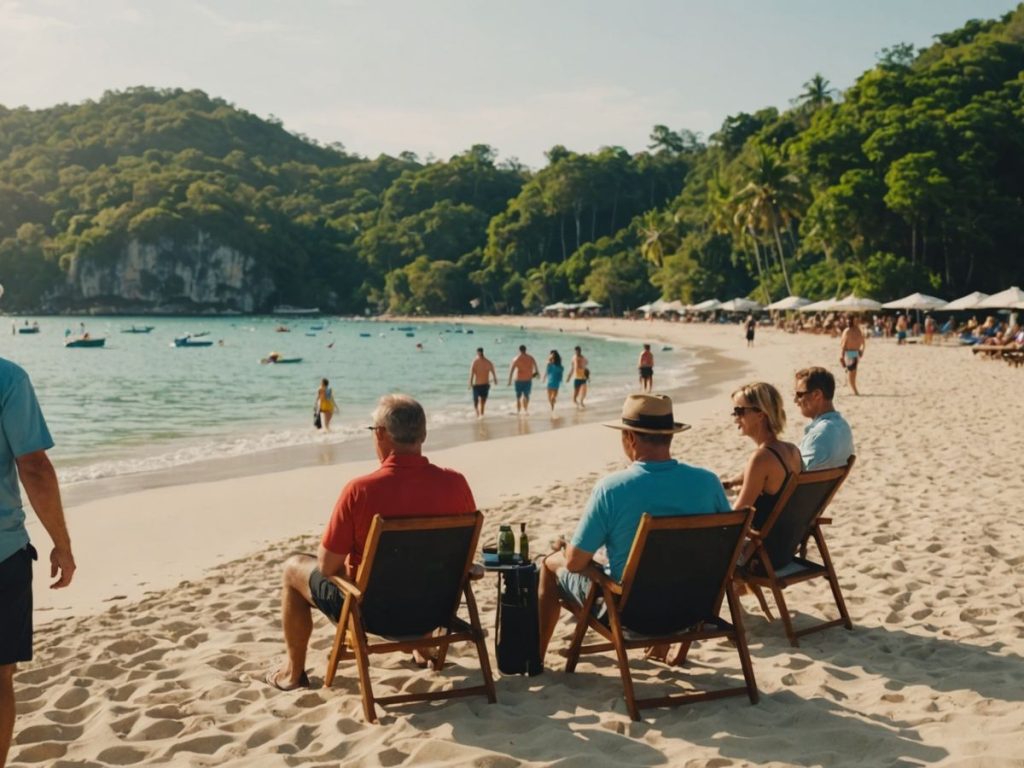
[[11, 319, 1024, 767]]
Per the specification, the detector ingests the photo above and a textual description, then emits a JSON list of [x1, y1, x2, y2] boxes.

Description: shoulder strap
[[764, 444, 792, 479]]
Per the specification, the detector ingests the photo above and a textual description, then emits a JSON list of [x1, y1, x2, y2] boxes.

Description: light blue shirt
[[0, 358, 54, 562], [800, 410, 854, 471], [571, 459, 731, 582]]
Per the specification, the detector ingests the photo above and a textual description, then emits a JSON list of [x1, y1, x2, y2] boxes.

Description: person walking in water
[[508, 345, 540, 415], [468, 347, 498, 417], [567, 346, 589, 409], [840, 315, 866, 396], [637, 344, 654, 392], [316, 378, 338, 430], [545, 350, 564, 413]]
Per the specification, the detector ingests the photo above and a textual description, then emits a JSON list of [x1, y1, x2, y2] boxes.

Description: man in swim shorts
[[267, 395, 476, 690], [468, 348, 498, 417], [637, 344, 654, 392], [839, 315, 866, 396], [1, 357, 76, 765], [508, 345, 540, 415], [567, 346, 589, 408]]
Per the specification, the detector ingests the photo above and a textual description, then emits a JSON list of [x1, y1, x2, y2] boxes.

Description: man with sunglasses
[[793, 367, 854, 471], [266, 394, 476, 691]]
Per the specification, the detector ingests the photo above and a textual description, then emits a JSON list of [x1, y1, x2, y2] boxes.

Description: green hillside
[[1, 5, 1023, 314]]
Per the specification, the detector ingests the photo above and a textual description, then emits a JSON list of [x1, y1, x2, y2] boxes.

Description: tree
[[796, 74, 837, 111]]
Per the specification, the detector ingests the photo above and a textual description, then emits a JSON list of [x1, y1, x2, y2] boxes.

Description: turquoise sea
[[1, 316, 697, 488]]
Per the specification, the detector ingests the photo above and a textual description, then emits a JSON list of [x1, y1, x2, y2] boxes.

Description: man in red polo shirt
[[266, 394, 476, 690]]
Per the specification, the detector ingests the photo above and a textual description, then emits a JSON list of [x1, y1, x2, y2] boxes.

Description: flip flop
[[264, 669, 310, 691]]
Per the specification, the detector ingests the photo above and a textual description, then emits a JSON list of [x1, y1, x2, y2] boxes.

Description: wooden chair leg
[[604, 594, 640, 721], [815, 531, 853, 631], [347, 608, 377, 723], [325, 597, 356, 688], [751, 584, 774, 621], [770, 582, 799, 647], [564, 583, 599, 674], [726, 585, 759, 704], [432, 627, 450, 671], [463, 582, 497, 703]]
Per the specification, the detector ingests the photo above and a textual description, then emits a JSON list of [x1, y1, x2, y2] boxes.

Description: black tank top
[[752, 445, 793, 529]]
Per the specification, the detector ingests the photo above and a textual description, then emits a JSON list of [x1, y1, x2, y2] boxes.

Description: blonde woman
[[316, 378, 338, 431], [722, 382, 802, 528]]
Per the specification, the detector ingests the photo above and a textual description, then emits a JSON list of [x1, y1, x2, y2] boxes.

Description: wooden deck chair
[[559, 509, 759, 721], [323, 512, 496, 723], [737, 456, 856, 647]]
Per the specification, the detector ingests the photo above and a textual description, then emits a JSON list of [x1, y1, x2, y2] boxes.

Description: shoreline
[[14, 317, 1024, 766]]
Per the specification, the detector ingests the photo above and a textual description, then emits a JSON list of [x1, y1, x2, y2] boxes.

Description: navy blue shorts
[[0, 545, 37, 665], [309, 568, 345, 623], [514, 380, 532, 398]]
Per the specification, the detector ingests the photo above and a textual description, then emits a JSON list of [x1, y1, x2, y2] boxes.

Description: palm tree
[[638, 210, 679, 268], [797, 73, 837, 111], [706, 171, 771, 304], [732, 147, 805, 296]]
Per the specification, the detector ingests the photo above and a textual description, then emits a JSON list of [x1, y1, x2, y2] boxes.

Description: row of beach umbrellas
[[636, 286, 1024, 314]]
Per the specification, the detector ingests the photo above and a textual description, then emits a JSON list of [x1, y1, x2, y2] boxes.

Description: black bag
[[313, 408, 322, 429], [495, 564, 542, 676]]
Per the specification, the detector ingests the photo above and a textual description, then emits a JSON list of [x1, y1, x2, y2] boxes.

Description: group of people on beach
[[265, 361, 854, 693]]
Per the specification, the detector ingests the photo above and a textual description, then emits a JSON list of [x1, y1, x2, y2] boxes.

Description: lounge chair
[[737, 457, 855, 647], [559, 509, 759, 721], [323, 512, 497, 722]]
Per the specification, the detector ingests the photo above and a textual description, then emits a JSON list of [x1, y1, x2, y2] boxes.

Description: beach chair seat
[[737, 457, 855, 647], [559, 509, 759, 721], [323, 512, 496, 723]]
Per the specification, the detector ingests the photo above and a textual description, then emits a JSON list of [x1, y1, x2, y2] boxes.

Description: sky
[[0, 0, 1018, 167]]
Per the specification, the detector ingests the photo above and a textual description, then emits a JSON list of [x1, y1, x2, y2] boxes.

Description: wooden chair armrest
[[746, 530, 765, 543], [581, 563, 623, 595], [327, 575, 363, 600]]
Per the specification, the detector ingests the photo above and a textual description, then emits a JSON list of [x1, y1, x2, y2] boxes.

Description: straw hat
[[604, 393, 691, 435]]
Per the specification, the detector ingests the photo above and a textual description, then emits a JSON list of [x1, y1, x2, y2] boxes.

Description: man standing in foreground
[[267, 394, 476, 690], [567, 345, 589, 409], [794, 366, 854, 470], [507, 345, 539, 415], [1, 358, 76, 768], [468, 348, 498, 417], [536, 393, 730, 658], [637, 344, 654, 392]]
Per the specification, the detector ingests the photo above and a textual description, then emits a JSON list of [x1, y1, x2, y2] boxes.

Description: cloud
[[0, 0, 72, 32]]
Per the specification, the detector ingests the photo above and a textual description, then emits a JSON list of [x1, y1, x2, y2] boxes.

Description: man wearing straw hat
[[536, 393, 730, 659]]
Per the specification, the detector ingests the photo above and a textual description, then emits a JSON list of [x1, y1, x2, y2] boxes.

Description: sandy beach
[[11, 318, 1024, 767]]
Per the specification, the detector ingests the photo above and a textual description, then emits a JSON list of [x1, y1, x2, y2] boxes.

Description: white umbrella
[[543, 301, 569, 312], [719, 297, 763, 313], [799, 297, 838, 312], [831, 293, 882, 312], [635, 303, 653, 313], [941, 291, 989, 311], [578, 300, 602, 310], [881, 292, 948, 311], [765, 295, 812, 311], [662, 300, 685, 313], [690, 298, 722, 311], [977, 286, 1024, 309]]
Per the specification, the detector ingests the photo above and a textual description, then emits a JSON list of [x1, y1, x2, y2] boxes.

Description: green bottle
[[519, 522, 529, 561], [498, 524, 515, 564]]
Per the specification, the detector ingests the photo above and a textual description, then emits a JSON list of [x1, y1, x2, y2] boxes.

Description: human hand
[[549, 535, 567, 553], [50, 546, 76, 589]]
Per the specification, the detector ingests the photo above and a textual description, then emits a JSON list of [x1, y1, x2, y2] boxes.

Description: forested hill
[[2, 5, 1024, 314]]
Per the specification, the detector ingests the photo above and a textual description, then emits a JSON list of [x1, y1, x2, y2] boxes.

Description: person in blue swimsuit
[[544, 350, 564, 413]]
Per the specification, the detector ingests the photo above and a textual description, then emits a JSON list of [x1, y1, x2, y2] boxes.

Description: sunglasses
[[731, 406, 760, 417], [793, 390, 810, 400]]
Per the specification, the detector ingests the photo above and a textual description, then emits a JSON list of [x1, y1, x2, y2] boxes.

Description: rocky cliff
[[59, 233, 274, 313]]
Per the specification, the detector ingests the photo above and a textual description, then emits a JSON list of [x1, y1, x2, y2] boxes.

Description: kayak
[[173, 336, 213, 347], [65, 337, 105, 348], [260, 356, 303, 364], [122, 326, 155, 333]]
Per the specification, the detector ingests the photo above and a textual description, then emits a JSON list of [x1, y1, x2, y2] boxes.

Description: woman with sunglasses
[[722, 382, 802, 528]]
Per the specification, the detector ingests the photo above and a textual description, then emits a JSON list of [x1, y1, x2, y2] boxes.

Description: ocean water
[[2, 316, 697, 486]]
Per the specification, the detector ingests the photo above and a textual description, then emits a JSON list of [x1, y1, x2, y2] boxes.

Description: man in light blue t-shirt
[[0, 357, 76, 766], [537, 393, 730, 659], [794, 366, 854, 471]]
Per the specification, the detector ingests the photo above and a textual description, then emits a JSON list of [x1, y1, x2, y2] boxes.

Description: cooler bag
[[494, 563, 542, 676]]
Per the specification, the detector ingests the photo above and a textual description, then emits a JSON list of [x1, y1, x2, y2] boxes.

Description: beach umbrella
[[719, 297, 763, 313], [635, 302, 653, 313], [690, 298, 722, 311], [765, 295, 812, 311], [941, 291, 989, 311], [662, 299, 686, 313], [578, 299, 602, 310], [830, 293, 882, 312], [799, 297, 838, 312], [881, 292, 949, 311], [977, 286, 1024, 309], [543, 301, 568, 312]]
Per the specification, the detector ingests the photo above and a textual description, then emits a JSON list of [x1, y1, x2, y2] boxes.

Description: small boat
[[359, 332, 372, 338], [173, 335, 213, 348], [309, 324, 324, 331], [275, 325, 291, 333], [260, 354, 303, 364], [273, 305, 320, 315], [18, 325, 40, 335], [65, 336, 105, 348], [396, 326, 415, 332], [405, 332, 415, 337], [466, 329, 474, 334], [121, 326, 155, 334]]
